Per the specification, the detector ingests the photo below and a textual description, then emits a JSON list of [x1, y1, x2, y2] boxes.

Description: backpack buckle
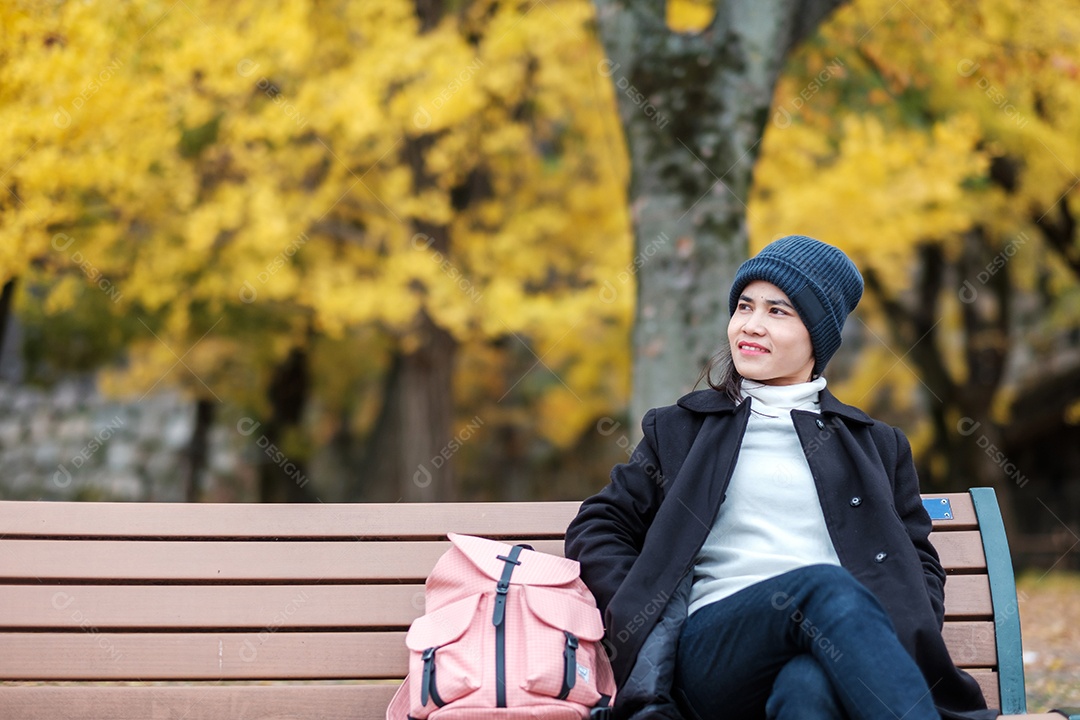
[[589, 707, 613, 720]]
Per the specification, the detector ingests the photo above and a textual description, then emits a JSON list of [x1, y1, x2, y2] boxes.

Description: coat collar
[[675, 386, 874, 425]]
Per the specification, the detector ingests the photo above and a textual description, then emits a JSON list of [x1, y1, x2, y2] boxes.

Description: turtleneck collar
[[739, 376, 827, 413]]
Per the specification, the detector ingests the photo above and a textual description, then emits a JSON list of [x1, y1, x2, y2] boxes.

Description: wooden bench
[[0, 488, 1071, 719]]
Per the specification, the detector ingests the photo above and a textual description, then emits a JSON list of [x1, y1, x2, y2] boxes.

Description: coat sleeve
[[891, 425, 947, 627], [564, 408, 665, 618]]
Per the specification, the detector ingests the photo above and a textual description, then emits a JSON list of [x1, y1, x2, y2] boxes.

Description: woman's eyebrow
[[739, 294, 795, 310]]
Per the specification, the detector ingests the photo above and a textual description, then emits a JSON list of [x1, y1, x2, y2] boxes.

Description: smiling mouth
[[738, 342, 769, 353]]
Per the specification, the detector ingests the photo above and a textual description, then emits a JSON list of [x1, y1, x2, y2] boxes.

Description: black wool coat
[[565, 387, 996, 720]]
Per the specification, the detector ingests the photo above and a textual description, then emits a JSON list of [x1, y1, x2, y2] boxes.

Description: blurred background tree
[[0, 0, 1078, 564], [748, 0, 1080, 538], [1, 0, 634, 503], [590, 0, 846, 424]]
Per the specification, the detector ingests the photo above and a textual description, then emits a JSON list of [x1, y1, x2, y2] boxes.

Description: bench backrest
[[0, 489, 1026, 719]]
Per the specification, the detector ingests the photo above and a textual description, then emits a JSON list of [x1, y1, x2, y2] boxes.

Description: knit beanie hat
[[728, 235, 863, 377]]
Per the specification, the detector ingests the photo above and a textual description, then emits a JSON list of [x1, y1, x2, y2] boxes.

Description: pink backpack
[[386, 533, 616, 720]]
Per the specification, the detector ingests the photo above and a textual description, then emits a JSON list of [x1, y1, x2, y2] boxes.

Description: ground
[[1017, 570, 1080, 712]]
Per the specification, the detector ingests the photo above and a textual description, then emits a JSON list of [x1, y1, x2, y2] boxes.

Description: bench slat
[[941, 621, 998, 667], [0, 501, 582, 539], [0, 533, 984, 583], [0, 585, 426, 629], [0, 495, 975, 539], [941, 574, 993, 618], [928, 531, 989, 572], [0, 684, 399, 720], [0, 632, 408, 680], [969, 669, 1000, 710], [0, 539, 565, 582], [0, 575, 992, 630], [0, 682, 1031, 720], [0, 620, 998, 680]]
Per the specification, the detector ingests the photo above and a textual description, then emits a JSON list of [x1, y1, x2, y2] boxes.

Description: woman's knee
[[766, 655, 842, 718], [780, 564, 885, 617]]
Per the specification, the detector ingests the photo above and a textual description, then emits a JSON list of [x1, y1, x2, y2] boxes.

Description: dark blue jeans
[[673, 564, 940, 720]]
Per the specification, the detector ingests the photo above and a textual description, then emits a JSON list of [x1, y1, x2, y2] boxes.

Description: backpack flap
[[522, 586, 604, 642], [405, 593, 482, 651], [447, 533, 580, 587]]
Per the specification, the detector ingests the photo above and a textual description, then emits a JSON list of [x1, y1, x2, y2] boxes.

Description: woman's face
[[727, 280, 816, 385]]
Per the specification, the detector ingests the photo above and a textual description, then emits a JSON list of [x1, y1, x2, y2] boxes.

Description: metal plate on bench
[[922, 497, 954, 520]]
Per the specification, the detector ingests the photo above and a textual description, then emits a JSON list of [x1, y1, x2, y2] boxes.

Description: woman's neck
[[739, 376, 826, 412]]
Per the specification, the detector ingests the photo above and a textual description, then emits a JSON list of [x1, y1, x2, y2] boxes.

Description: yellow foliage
[[666, 0, 716, 34], [752, 0, 1080, 442], [0, 0, 634, 448]]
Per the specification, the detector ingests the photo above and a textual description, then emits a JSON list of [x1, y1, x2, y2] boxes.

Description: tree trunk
[[0, 278, 15, 367], [954, 227, 1016, 530], [399, 311, 457, 501], [393, 0, 461, 501], [592, 0, 848, 431], [864, 231, 1018, 530], [184, 398, 215, 502], [259, 346, 316, 503], [1033, 186, 1079, 279], [352, 352, 406, 502], [349, 318, 457, 503]]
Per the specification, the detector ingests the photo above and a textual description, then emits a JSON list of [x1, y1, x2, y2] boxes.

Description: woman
[[565, 236, 996, 720]]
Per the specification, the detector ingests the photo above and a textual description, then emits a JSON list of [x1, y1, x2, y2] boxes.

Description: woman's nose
[[741, 310, 767, 334]]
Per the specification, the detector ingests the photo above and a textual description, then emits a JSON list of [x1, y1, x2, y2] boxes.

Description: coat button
[[875, 552, 888, 563], [815, 419, 825, 429], [850, 496, 862, 507]]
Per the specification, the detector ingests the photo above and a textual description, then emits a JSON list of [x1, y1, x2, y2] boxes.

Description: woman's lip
[[739, 343, 769, 353]]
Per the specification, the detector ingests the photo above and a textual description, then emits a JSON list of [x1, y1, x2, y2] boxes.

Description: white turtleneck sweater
[[687, 376, 842, 615]]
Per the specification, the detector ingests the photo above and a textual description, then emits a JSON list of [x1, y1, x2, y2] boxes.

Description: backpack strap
[[492, 544, 525, 708], [590, 694, 613, 720]]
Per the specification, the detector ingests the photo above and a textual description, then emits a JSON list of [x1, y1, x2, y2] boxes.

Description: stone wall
[[0, 377, 242, 501]]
